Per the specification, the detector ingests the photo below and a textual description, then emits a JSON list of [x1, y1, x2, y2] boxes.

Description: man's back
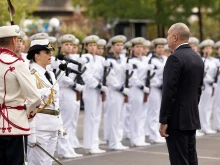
[[160, 44, 204, 130], [0, 51, 40, 135]]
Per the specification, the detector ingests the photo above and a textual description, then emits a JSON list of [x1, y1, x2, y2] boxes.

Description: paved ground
[[53, 111, 220, 165]]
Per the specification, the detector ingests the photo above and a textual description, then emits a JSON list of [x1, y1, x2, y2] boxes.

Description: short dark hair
[[0, 37, 13, 47]]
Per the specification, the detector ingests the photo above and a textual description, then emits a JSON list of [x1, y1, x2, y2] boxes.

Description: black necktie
[[45, 71, 53, 84]]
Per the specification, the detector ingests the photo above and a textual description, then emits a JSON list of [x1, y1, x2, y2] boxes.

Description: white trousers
[[83, 87, 102, 149], [27, 130, 57, 165], [103, 90, 110, 141], [123, 101, 131, 139], [213, 86, 220, 130], [147, 87, 163, 141], [129, 87, 147, 145], [107, 89, 125, 148], [144, 101, 150, 136], [57, 88, 80, 155], [199, 84, 214, 131]]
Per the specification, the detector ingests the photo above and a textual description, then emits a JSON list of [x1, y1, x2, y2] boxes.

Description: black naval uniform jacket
[[159, 43, 204, 130]]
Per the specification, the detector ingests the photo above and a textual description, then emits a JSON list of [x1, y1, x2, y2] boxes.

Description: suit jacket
[[159, 44, 204, 130]]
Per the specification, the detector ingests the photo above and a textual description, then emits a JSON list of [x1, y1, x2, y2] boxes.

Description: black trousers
[[166, 129, 198, 165], [0, 136, 26, 165]]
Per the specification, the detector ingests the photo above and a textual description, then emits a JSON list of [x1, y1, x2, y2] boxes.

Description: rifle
[[124, 49, 133, 103], [202, 52, 208, 90], [144, 53, 156, 102], [53, 46, 61, 78], [76, 43, 85, 101], [212, 58, 220, 96], [102, 49, 110, 102]]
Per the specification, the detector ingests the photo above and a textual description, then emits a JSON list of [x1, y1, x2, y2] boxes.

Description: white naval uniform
[[21, 52, 30, 69], [141, 55, 150, 136], [199, 57, 217, 132], [105, 55, 127, 148], [147, 55, 167, 142], [81, 53, 105, 150], [213, 59, 220, 130], [67, 54, 82, 148], [0, 52, 40, 135], [128, 56, 150, 146], [28, 63, 62, 165], [51, 55, 82, 157]]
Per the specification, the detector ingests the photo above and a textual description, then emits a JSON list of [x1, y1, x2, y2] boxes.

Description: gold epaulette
[[30, 68, 37, 75]]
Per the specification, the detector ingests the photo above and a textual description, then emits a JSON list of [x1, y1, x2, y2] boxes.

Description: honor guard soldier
[[213, 41, 220, 131], [47, 36, 57, 71], [164, 44, 171, 57], [141, 39, 152, 137], [96, 39, 107, 56], [103, 35, 130, 150], [188, 37, 200, 55], [48, 36, 57, 48], [0, 25, 41, 165], [199, 39, 217, 134], [215, 41, 220, 59], [147, 38, 167, 143], [126, 37, 153, 147], [15, 30, 30, 68], [123, 40, 133, 139], [69, 37, 84, 149], [106, 38, 113, 54], [53, 34, 84, 158], [142, 40, 151, 57], [29, 33, 49, 68], [26, 39, 64, 165], [189, 37, 204, 137], [29, 33, 49, 41], [81, 35, 107, 154], [71, 38, 80, 54]]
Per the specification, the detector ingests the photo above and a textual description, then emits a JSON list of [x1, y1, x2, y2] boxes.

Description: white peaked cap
[[0, 25, 20, 38]]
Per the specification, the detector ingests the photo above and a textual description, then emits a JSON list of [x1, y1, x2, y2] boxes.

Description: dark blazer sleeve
[[159, 55, 182, 124]]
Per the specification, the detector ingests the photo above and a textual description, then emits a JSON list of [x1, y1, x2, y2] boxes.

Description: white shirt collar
[[175, 43, 188, 51]]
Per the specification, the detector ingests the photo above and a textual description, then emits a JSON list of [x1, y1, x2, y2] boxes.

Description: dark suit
[[159, 44, 204, 165]]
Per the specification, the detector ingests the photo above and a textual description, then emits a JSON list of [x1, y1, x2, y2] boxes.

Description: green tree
[[0, 0, 41, 26], [72, 0, 220, 39]]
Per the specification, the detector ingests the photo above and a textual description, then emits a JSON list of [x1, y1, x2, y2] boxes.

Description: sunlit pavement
[[54, 111, 220, 165]]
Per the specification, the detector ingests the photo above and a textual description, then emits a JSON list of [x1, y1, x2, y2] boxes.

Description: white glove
[[216, 61, 220, 67], [104, 60, 112, 67], [40, 88, 51, 98], [28, 133, 36, 144], [74, 83, 84, 92], [143, 86, 150, 93], [146, 64, 155, 70], [62, 76, 75, 86], [78, 57, 88, 65], [122, 88, 129, 95], [126, 63, 133, 70], [101, 85, 108, 93], [51, 61, 60, 69]]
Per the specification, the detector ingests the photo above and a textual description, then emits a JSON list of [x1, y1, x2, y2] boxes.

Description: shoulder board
[[30, 68, 37, 75]]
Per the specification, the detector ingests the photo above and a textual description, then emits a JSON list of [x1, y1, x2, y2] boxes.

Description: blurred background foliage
[[0, 0, 219, 41]]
